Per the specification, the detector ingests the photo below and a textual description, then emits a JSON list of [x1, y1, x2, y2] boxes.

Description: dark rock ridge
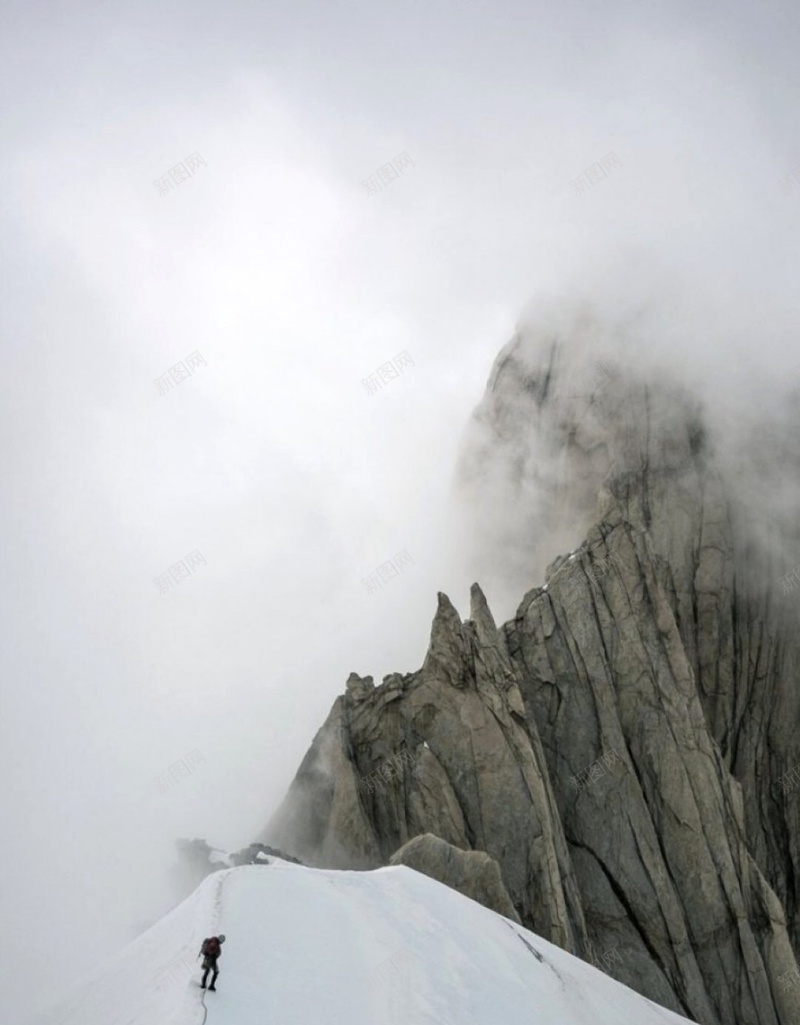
[[230, 842, 304, 866], [265, 322, 800, 1025], [175, 837, 304, 890]]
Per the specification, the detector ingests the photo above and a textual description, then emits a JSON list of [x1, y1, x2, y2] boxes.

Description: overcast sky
[[3, 0, 800, 1020]]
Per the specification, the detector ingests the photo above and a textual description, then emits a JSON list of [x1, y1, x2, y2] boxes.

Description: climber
[[198, 934, 226, 991]]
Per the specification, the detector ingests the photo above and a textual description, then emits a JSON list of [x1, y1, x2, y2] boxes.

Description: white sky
[[3, 0, 800, 1019]]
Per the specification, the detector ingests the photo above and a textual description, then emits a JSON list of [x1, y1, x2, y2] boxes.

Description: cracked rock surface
[[266, 324, 800, 1025]]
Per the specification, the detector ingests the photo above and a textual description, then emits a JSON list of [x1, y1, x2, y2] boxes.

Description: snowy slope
[[30, 859, 698, 1025]]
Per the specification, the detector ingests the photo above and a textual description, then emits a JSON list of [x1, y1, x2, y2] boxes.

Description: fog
[[2, 0, 800, 1019]]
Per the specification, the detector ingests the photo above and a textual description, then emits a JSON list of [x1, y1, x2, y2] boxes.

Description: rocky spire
[[265, 315, 800, 1024]]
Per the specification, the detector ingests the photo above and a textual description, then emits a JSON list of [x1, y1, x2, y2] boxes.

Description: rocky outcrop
[[230, 843, 304, 866], [389, 833, 521, 923], [268, 586, 589, 955], [173, 838, 304, 894], [265, 316, 800, 1025]]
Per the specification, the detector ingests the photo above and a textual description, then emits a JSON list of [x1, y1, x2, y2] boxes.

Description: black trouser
[[201, 956, 219, 988]]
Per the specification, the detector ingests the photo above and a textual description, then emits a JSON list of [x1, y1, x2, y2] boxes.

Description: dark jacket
[[200, 937, 222, 962]]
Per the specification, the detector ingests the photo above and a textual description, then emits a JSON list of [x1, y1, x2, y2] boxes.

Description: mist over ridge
[[4, 0, 800, 1021]]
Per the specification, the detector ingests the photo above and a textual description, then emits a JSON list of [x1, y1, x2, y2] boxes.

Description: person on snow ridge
[[198, 934, 225, 990]]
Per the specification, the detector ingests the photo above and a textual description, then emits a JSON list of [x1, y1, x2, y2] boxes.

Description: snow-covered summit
[[29, 861, 696, 1025]]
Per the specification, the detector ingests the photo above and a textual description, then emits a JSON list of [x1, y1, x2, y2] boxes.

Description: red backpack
[[202, 937, 221, 959]]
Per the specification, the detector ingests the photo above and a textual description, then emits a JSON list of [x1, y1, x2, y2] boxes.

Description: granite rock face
[[266, 320, 800, 1025], [267, 599, 589, 955], [389, 832, 522, 923]]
